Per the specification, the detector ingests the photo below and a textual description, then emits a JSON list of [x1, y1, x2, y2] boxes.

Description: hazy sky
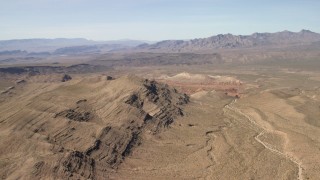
[[1, 0, 319, 40]]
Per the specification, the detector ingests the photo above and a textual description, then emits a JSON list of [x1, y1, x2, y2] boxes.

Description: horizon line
[[0, 29, 318, 42]]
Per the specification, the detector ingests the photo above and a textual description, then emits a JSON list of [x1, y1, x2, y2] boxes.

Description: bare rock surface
[[0, 75, 188, 179], [61, 74, 72, 82]]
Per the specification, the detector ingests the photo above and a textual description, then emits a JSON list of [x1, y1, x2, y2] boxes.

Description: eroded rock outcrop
[[60, 151, 95, 179], [49, 76, 189, 179], [54, 99, 93, 122], [61, 74, 72, 82], [125, 79, 189, 131]]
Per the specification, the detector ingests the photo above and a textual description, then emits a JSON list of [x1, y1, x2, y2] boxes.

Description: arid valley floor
[[1, 62, 319, 179]]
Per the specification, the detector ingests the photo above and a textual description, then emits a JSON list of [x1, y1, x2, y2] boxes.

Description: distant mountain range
[[0, 38, 152, 52], [135, 30, 320, 52], [1, 30, 320, 55]]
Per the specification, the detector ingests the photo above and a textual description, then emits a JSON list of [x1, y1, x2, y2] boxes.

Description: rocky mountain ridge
[[0, 75, 189, 179], [136, 30, 320, 52]]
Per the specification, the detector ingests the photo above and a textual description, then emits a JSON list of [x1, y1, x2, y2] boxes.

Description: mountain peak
[[300, 29, 314, 34]]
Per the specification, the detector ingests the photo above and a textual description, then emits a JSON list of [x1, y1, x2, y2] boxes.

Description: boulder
[[62, 74, 72, 82]]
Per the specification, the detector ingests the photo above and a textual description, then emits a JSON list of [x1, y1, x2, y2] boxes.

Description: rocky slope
[[0, 75, 189, 179]]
